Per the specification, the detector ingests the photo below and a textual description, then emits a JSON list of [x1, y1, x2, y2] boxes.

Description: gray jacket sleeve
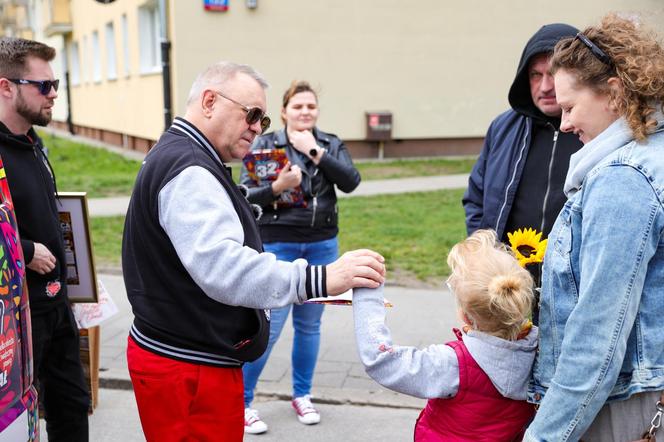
[[353, 286, 460, 399], [158, 165, 318, 308]]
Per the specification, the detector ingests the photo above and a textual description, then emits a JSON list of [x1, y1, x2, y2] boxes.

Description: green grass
[[37, 133, 475, 197], [36, 133, 470, 281], [90, 189, 467, 284], [337, 189, 466, 283], [230, 157, 476, 183], [354, 158, 476, 180], [90, 216, 125, 269], [39, 132, 142, 198]]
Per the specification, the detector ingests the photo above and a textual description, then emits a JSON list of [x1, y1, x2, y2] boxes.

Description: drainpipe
[[159, 0, 172, 130], [60, 36, 75, 134], [64, 70, 74, 134]]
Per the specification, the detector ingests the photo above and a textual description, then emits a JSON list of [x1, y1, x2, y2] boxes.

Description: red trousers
[[127, 336, 244, 441]]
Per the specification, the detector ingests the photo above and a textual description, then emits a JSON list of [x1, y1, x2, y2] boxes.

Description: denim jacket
[[525, 115, 664, 441]]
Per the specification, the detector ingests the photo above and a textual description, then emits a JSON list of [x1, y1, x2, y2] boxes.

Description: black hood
[[508, 23, 579, 121], [0, 121, 40, 151]]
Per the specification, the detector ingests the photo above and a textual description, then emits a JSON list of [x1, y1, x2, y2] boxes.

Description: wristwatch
[[309, 147, 319, 157]]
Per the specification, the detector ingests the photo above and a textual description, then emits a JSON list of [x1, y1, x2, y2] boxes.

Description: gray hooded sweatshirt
[[353, 286, 538, 400]]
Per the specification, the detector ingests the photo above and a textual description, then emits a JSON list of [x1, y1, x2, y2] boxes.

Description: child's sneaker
[[244, 408, 268, 434], [291, 395, 321, 425]]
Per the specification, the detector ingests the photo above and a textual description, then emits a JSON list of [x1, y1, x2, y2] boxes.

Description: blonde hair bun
[[488, 275, 522, 297], [447, 229, 534, 340]]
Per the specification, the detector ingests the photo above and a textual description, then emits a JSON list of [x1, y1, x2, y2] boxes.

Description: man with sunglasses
[[122, 61, 385, 441], [0, 37, 89, 441], [463, 24, 583, 297]]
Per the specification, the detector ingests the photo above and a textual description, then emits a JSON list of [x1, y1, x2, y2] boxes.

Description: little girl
[[353, 229, 537, 441]]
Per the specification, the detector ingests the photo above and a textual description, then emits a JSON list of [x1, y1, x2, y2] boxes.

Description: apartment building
[[5, 0, 664, 157]]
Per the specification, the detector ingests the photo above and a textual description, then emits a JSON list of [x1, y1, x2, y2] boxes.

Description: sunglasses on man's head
[[214, 90, 271, 133], [9, 78, 60, 96]]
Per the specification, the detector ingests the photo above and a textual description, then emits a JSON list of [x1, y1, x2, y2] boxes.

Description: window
[[121, 14, 130, 76], [69, 41, 80, 86], [105, 22, 117, 80], [91, 31, 101, 82], [138, 2, 161, 74], [82, 36, 88, 82]]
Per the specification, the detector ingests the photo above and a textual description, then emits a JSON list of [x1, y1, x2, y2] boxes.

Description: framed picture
[[56, 192, 98, 303]]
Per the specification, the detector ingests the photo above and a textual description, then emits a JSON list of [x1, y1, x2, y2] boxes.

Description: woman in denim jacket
[[525, 14, 664, 441]]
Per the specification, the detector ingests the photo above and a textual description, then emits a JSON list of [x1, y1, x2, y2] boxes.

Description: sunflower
[[507, 228, 548, 267]]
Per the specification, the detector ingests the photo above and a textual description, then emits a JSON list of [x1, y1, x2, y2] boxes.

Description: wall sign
[[204, 0, 229, 11]]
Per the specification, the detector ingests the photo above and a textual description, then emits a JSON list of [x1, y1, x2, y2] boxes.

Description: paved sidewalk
[[83, 162, 469, 439], [88, 173, 469, 217], [42, 389, 422, 442], [97, 273, 457, 409]]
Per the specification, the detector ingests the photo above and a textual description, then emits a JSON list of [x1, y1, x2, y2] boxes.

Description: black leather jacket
[[240, 127, 360, 230]]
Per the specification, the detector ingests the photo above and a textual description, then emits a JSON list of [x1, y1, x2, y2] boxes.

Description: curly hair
[[551, 13, 664, 141], [0, 37, 55, 79], [447, 229, 533, 341]]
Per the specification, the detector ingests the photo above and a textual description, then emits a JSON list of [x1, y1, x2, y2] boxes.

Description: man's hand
[[272, 161, 302, 195], [27, 242, 56, 275], [326, 249, 386, 295]]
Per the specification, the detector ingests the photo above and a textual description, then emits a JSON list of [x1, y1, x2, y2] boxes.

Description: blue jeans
[[243, 237, 338, 407]]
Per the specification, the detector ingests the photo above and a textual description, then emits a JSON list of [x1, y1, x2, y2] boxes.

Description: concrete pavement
[[87, 173, 469, 217], [43, 390, 422, 442], [80, 162, 469, 439], [88, 273, 458, 440]]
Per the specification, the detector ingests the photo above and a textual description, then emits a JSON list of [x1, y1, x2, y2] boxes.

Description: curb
[[98, 367, 424, 410]]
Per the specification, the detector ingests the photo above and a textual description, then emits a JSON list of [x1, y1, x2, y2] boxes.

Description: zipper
[[540, 128, 559, 234], [496, 124, 530, 234], [307, 167, 322, 227], [33, 147, 57, 210], [310, 196, 318, 227]]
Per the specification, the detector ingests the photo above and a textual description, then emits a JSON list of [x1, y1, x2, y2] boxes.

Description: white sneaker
[[244, 408, 268, 434], [291, 395, 321, 425]]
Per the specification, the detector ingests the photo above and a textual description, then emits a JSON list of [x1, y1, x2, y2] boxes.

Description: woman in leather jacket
[[240, 81, 360, 433]]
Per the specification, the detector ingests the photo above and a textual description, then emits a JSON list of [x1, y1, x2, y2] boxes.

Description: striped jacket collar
[[171, 117, 224, 166]]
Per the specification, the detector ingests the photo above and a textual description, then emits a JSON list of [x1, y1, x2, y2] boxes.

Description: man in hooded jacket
[[463, 23, 582, 243]]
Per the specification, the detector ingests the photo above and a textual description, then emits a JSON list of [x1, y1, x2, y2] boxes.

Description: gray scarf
[[564, 110, 664, 198]]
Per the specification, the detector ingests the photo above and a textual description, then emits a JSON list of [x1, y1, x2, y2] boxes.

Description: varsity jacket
[[0, 122, 67, 313], [122, 118, 328, 367]]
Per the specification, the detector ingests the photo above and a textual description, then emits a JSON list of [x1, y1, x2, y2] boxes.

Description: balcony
[[44, 0, 72, 36], [0, 1, 29, 36]]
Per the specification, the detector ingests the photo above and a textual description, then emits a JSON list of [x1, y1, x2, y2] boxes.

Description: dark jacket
[[463, 23, 582, 240], [123, 119, 269, 366], [240, 127, 360, 242], [0, 122, 66, 313]]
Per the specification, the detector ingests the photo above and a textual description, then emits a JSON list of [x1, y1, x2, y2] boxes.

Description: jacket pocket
[[552, 207, 573, 257]]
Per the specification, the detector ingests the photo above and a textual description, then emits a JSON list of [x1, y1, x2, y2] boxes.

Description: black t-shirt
[[503, 119, 580, 242]]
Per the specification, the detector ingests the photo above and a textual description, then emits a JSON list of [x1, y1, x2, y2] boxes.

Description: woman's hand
[[288, 130, 324, 163], [288, 129, 316, 154], [272, 161, 302, 195]]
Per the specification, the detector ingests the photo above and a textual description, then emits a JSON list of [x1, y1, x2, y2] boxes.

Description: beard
[[16, 89, 52, 127]]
